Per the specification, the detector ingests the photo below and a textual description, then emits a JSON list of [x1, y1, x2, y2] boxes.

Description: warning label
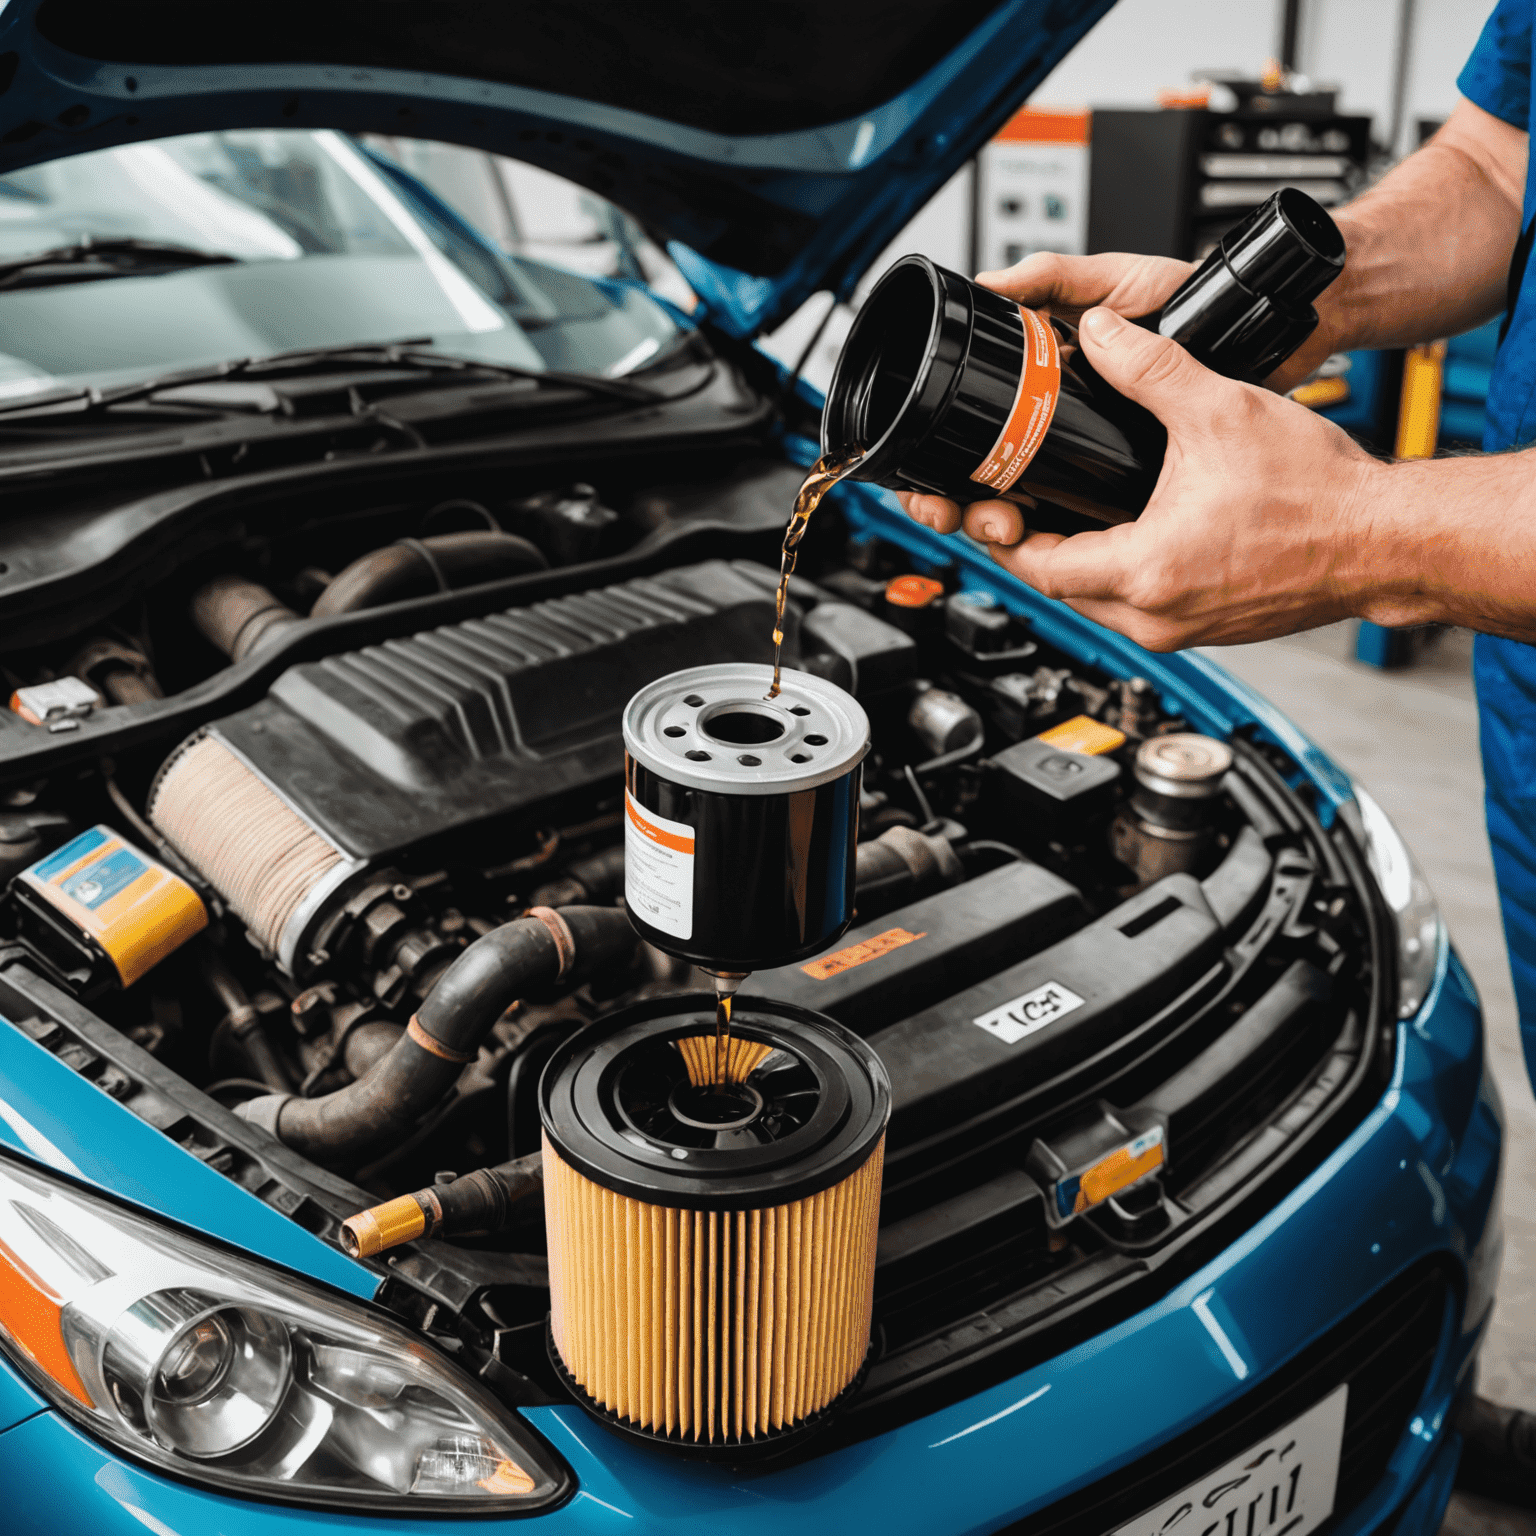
[[969, 304, 1062, 494], [801, 927, 926, 980], [624, 792, 695, 940]]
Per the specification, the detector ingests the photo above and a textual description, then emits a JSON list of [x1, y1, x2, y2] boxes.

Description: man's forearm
[[1272, 99, 1527, 388], [1351, 444, 1536, 640]]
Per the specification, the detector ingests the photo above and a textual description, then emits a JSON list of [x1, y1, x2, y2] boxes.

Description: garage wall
[[1031, 0, 1493, 155]]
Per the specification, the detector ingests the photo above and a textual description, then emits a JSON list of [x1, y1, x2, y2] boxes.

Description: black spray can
[[822, 188, 1345, 528], [622, 664, 870, 973]]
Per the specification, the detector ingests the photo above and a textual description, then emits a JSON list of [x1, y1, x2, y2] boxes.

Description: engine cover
[[192, 560, 794, 865]]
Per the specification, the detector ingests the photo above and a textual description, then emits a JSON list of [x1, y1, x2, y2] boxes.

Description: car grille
[[990, 1258, 1451, 1536]]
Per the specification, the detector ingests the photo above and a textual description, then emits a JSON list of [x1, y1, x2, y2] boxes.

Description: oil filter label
[[970, 305, 1061, 494], [973, 979, 1086, 1044], [624, 792, 695, 940], [801, 926, 925, 979]]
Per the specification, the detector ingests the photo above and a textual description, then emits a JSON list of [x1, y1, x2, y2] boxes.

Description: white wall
[[1301, 0, 1488, 153], [1031, 0, 1284, 109], [1033, 0, 1492, 155]]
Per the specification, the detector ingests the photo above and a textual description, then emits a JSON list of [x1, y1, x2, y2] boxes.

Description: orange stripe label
[[801, 927, 925, 980], [970, 305, 1061, 493], [625, 794, 695, 855]]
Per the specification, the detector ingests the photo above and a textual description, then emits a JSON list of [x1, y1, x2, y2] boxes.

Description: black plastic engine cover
[[748, 859, 1085, 1035], [209, 560, 789, 863], [872, 874, 1224, 1149]]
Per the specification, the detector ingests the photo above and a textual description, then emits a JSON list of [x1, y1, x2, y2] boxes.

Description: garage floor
[[1208, 625, 1536, 1535]]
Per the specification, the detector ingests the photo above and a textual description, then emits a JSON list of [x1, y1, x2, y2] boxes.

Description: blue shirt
[[1456, 1, 1536, 1082]]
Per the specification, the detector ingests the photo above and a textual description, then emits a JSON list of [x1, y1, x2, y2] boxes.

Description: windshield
[[0, 129, 686, 399]]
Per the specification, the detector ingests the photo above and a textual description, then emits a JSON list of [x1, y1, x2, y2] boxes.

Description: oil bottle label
[[969, 305, 1061, 493], [624, 792, 695, 940]]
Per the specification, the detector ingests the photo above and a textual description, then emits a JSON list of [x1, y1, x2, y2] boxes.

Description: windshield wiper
[[0, 338, 664, 420], [0, 238, 242, 292]]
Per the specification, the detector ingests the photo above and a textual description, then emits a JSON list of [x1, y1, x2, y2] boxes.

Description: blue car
[[0, 2, 1500, 1532]]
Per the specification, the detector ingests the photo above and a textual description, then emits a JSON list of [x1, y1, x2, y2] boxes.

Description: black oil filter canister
[[622, 663, 870, 972], [822, 188, 1345, 527]]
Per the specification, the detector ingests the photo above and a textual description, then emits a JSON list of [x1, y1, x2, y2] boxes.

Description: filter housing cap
[[540, 994, 891, 1212], [623, 663, 869, 796]]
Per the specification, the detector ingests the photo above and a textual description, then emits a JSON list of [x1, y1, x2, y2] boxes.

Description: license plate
[[1109, 1384, 1348, 1536]]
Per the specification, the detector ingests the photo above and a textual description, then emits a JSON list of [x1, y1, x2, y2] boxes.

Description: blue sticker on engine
[[60, 846, 144, 909], [29, 825, 110, 882]]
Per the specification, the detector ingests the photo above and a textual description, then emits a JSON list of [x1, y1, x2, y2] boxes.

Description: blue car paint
[[0, 0, 1116, 337], [0, 429, 1502, 1532], [0, 961, 1497, 1534], [0, 292, 1500, 1532], [0, 1015, 374, 1304]]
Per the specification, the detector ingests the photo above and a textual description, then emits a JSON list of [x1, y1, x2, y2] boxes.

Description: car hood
[[0, 0, 1113, 337]]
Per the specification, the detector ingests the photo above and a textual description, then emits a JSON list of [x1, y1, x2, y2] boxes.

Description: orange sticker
[[625, 793, 694, 855], [801, 927, 925, 980], [1077, 1132, 1165, 1212], [970, 306, 1061, 493]]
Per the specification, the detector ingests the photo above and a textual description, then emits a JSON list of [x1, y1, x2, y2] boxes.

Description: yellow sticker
[[801, 927, 926, 980], [1037, 714, 1126, 756]]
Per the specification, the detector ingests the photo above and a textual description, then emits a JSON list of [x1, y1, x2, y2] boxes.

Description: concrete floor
[[1207, 625, 1536, 1534]]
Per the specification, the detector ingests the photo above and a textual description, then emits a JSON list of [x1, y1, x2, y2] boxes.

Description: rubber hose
[[341, 1021, 404, 1079], [203, 951, 293, 1093], [854, 825, 963, 903], [190, 576, 304, 663], [340, 1153, 545, 1258], [309, 531, 548, 618], [237, 906, 635, 1163]]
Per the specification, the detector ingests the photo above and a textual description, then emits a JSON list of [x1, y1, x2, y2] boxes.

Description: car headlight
[[1353, 784, 1444, 1019], [0, 1152, 569, 1513]]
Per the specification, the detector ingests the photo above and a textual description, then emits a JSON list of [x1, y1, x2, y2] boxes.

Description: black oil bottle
[[822, 188, 1345, 527]]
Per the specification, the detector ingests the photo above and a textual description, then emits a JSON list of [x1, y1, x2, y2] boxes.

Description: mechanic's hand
[[896, 248, 1194, 539], [926, 306, 1381, 652]]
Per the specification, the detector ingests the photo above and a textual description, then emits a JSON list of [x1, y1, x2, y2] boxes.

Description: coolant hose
[[341, 1152, 544, 1258], [236, 906, 635, 1163], [203, 950, 293, 1092], [190, 576, 305, 663], [854, 825, 963, 903], [309, 530, 548, 617]]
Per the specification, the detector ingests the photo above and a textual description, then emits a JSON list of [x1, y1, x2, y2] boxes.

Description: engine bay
[[0, 446, 1389, 1441]]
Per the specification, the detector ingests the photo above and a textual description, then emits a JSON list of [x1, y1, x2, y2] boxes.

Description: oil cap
[[1133, 734, 1233, 799]]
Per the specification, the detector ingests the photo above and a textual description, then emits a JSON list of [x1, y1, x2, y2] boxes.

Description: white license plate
[[1109, 1384, 1348, 1536]]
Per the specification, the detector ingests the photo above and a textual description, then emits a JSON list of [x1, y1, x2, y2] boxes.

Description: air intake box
[[176, 561, 796, 867]]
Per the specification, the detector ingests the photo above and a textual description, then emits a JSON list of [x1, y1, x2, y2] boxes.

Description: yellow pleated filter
[[675, 1032, 774, 1087], [543, 1133, 884, 1446]]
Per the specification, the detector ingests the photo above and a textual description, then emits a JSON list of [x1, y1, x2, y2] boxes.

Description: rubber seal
[[407, 1014, 478, 1064], [526, 905, 576, 982]]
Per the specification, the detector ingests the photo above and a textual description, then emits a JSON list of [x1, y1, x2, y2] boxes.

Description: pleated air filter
[[539, 995, 890, 1456], [148, 732, 363, 974]]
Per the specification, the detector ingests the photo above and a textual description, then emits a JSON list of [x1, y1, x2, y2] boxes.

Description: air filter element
[[540, 995, 889, 1456], [148, 732, 364, 974]]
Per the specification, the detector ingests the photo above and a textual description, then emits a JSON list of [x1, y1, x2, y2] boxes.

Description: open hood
[[0, 0, 1114, 336]]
